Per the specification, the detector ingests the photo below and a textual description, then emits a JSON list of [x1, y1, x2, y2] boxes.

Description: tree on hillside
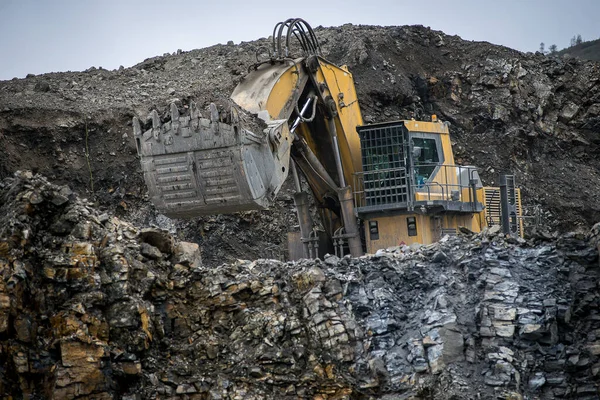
[[570, 34, 584, 47], [539, 42, 545, 54], [549, 44, 558, 54]]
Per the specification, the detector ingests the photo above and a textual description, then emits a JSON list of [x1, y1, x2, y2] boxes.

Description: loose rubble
[[1, 171, 598, 399]]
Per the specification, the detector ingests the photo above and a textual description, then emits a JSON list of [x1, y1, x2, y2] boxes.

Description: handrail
[[418, 181, 446, 201], [353, 163, 482, 209]]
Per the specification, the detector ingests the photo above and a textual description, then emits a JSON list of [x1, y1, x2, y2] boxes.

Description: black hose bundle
[[271, 18, 321, 59]]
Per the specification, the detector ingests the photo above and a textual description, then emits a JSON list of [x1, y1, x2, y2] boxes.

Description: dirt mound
[[0, 171, 598, 398]]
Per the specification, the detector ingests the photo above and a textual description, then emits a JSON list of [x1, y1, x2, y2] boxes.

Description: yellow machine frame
[[136, 17, 523, 258]]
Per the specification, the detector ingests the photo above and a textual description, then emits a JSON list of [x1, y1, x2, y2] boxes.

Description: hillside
[[558, 38, 600, 61], [1, 23, 600, 263]]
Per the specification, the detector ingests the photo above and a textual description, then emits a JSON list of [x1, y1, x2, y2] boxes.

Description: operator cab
[[353, 117, 487, 251]]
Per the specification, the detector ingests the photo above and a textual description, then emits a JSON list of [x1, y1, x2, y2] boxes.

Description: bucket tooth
[[150, 110, 161, 141], [209, 103, 219, 122], [210, 103, 220, 134], [230, 106, 240, 124], [190, 102, 201, 132], [132, 117, 142, 137], [190, 101, 201, 119], [170, 103, 180, 135]]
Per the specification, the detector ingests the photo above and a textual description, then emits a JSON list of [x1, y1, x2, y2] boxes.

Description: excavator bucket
[[133, 102, 291, 219]]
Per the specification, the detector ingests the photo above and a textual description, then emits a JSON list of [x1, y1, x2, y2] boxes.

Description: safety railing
[[354, 164, 483, 213], [517, 205, 541, 237], [484, 186, 526, 237], [353, 167, 409, 208]]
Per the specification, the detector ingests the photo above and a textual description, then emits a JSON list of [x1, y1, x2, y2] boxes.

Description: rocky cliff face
[[0, 172, 598, 399]]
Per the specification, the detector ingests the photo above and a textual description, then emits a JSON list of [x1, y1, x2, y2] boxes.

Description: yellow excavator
[[133, 18, 522, 259]]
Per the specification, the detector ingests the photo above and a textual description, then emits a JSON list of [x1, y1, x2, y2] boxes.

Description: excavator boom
[[134, 18, 365, 256]]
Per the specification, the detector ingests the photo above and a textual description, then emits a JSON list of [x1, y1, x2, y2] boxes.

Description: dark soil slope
[[558, 38, 600, 61]]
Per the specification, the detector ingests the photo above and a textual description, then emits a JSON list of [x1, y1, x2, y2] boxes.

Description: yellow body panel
[[231, 59, 307, 119], [314, 59, 364, 184], [364, 213, 483, 253], [407, 120, 458, 198], [266, 63, 305, 119], [404, 119, 452, 137]]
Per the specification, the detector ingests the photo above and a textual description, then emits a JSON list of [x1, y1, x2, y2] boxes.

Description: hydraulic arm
[[134, 18, 365, 256]]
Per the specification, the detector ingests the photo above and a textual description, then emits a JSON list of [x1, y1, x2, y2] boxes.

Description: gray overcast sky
[[0, 0, 597, 81]]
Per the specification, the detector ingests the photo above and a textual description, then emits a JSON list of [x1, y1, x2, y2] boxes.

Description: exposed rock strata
[[1, 172, 598, 398]]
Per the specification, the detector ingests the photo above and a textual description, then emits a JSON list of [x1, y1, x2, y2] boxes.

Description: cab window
[[413, 137, 440, 184]]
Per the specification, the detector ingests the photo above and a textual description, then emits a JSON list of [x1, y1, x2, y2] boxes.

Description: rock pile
[[0, 171, 598, 399]]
